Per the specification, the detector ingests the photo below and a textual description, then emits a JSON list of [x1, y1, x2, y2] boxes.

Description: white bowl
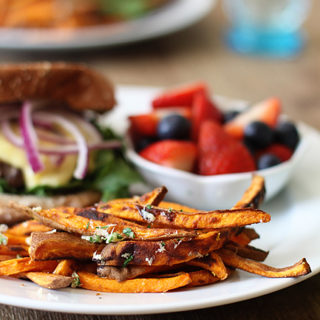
[[125, 110, 309, 210]]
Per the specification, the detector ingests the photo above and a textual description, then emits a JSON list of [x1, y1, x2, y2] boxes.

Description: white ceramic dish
[[0, 0, 215, 50], [119, 87, 309, 210], [0, 86, 319, 315]]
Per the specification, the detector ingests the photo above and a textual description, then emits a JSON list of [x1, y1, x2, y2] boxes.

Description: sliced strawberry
[[256, 143, 293, 162], [191, 91, 223, 141], [129, 107, 191, 137], [198, 121, 256, 175], [139, 140, 197, 172], [152, 82, 207, 109], [129, 113, 158, 137], [224, 98, 281, 139]]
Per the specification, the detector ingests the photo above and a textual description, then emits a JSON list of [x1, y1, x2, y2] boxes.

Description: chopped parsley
[[168, 208, 173, 213], [106, 232, 123, 243], [161, 241, 165, 247], [147, 225, 151, 229], [121, 253, 134, 267], [146, 204, 152, 210], [122, 227, 135, 239], [71, 272, 81, 288], [85, 222, 90, 230]]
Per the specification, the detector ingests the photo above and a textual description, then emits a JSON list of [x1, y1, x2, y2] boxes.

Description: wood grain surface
[[0, 1, 319, 319]]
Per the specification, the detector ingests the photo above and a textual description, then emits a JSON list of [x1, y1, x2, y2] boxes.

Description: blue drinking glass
[[223, 0, 311, 57]]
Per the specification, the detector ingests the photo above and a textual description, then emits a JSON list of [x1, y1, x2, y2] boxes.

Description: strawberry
[[198, 121, 256, 175], [191, 91, 223, 141], [152, 82, 207, 109], [224, 98, 281, 139], [129, 107, 191, 137], [139, 140, 197, 172], [256, 144, 293, 162], [129, 113, 158, 137]]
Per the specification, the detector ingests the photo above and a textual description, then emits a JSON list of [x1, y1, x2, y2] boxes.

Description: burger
[[0, 62, 139, 224]]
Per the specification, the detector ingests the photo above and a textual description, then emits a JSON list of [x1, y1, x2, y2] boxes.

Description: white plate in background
[[0, 85, 319, 315], [0, 0, 215, 50]]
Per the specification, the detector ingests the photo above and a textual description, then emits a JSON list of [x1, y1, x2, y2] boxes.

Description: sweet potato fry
[[7, 220, 51, 236], [159, 201, 198, 213], [99, 230, 229, 267], [53, 259, 76, 276], [78, 271, 191, 293], [5, 233, 28, 246], [25, 272, 72, 289], [187, 252, 228, 280], [225, 242, 269, 262], [0, 257, 58, 276], [139, 186, 168, 206], [0, 255, 16, 262], [0, 245, 29, 257], [29, 232, 105, 261], [97, 202, 270, 229], [186, 270, 220, 288], [218, 248, 311, 278], [97, 264, 170, 281], [233, 175, 265, 209], [29, 207, 199, 241], [230, 227, 260, 246]]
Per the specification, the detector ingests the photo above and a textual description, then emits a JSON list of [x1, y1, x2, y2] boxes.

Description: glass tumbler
[[223, 0, 311, 57]]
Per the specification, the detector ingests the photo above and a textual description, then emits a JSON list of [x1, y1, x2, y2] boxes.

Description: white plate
[[0, 86, 320, 315], [0, 0, 215, 50]]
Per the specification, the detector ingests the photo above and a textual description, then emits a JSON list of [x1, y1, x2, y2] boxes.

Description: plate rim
[[0, 0, 215, 50]]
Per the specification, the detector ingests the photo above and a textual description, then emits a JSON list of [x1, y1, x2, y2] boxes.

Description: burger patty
[[0, 161, 24, 188]]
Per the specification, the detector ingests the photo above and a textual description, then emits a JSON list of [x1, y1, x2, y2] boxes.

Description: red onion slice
[[58, 111, 102, 143], [34, 112, 89, 179], [2, 120, 121, 155], [20, 102, 44, 173]]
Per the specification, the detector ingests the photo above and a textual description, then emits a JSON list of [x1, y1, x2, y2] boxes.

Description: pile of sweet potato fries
[[0, 176, 311, 293]]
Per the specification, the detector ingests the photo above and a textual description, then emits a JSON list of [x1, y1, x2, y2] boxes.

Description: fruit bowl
[[124, 93, 309, 210]]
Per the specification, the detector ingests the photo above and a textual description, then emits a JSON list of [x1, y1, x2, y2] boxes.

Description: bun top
[[0, 62, 115, 111]]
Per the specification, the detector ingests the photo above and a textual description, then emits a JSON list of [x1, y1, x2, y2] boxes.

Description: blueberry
[[243, 139, 256, 155], [274, 121, 299, 150], [223, 110, 240, 123], [157, 114, 191, 140], [135, 137, 156, 152], [257, 154, 281, 170], [244, 121, 273, 149]]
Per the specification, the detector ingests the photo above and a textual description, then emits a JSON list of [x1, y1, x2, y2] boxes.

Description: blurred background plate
[[0, 0, 215, 50]]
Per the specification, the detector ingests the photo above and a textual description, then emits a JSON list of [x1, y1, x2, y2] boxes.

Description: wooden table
[[0, 1, 319, 319]]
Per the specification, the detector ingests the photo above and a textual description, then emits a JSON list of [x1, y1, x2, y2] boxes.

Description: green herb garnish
[[122, 254, 134, 267], [71, 272, 81, 288], [122, 227, 135, 239], [146, 204, 152, 210]]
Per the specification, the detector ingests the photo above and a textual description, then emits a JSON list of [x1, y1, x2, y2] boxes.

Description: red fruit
[[192, 91, 223, 141], [257, 144, 293, 162], [139, 140, 197, 172], [224, 98, 281, 139], [198, 121, 256, 175], [129, 107, 191, 137], [129, 114, 158, 137], [152, 82, 207, 109]]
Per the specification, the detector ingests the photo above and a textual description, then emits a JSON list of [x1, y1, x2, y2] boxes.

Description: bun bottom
[[0, 191, 101, 224]]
